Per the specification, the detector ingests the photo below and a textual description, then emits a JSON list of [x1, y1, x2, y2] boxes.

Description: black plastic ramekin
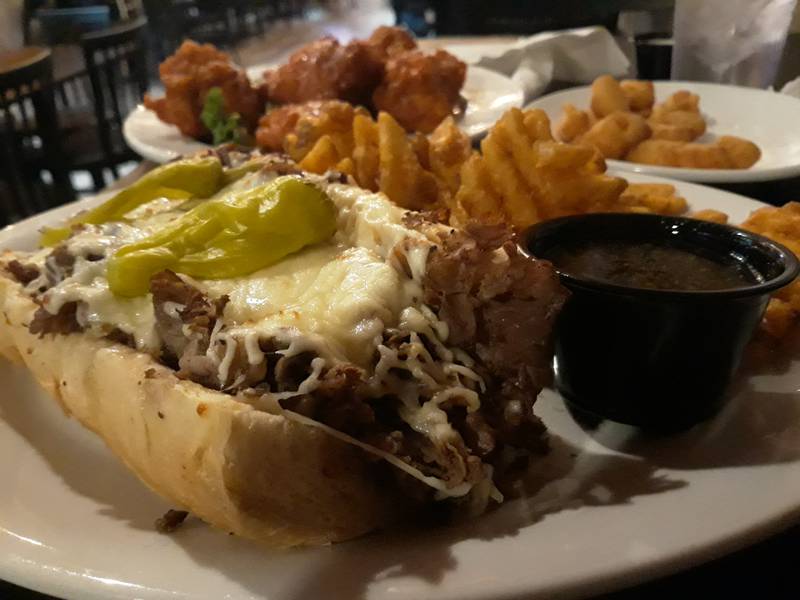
[[523, 213, 799, 431]]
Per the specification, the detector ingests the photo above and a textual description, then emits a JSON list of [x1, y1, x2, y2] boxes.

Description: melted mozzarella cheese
[[199, 243, 411, 367]]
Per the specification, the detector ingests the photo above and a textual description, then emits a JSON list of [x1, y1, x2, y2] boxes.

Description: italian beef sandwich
[[0, 150, 567, 546]]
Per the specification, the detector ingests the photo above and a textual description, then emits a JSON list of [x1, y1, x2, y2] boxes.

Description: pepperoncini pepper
[[107, 176, 337, 297], [40, 157, 225, 247]]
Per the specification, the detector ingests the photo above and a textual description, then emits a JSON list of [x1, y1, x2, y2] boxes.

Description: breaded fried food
[[718, 136, 762, 169], [741, 203, 800, 338], [144, 41, 262, 140], [362, 25, 417, 61], [254, 103, 312, 152], [261, 37, 383, 106], [690, 209, 729, 224], [626, 136, 760, 169], [659, 90, 700, 113], [372, 49, 467, 133], [555, 103, 591, 143], [620, 80, 655, 116], [649, 103, 706, 141], [579, 111, 651, 160], [648, 122, 699, 142], [590, 74, 629, 118], [618, 183, 688, 215]]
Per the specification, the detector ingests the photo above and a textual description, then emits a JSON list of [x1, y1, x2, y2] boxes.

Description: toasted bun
[[0, 277, 399, 546]]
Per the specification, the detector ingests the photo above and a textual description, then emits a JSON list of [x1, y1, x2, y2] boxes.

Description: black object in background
[[430, 0, 618, 36], [0, 48, 75, 227], [635, 32, 673, 80], [525, 213, 799, 431]]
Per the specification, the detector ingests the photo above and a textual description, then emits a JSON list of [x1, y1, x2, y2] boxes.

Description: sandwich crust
[[0, 275, 399, 546]]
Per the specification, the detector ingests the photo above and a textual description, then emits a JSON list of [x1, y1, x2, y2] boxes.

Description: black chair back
[[0, 48, 74, 226], [80, 17, 149, 169]]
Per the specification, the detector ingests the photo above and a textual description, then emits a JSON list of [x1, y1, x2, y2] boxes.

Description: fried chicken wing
[[372, 49, 467, 133], [261, 37, 383, 106], [255, 102, 318, 152], [363, 25, 417, 61], [143, 40, 262, 140], [255, 100, 368, 162]]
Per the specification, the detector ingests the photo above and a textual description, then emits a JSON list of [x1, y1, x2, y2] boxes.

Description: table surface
[[0, 44, 85, 81], [0, 46, 50, 75]]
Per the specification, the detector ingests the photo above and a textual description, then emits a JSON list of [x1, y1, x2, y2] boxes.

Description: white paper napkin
[[781, 76, 800, 97], [444, 26, 632, 102]]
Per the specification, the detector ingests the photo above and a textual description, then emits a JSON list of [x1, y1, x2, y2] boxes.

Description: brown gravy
[[548, 240, 758, 291]]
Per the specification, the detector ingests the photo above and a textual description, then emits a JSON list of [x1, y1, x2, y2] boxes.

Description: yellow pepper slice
[[40, 157, 225, 247], [107, 176, 337, 297]]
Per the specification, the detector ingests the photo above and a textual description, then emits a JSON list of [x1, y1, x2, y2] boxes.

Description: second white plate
[[123, 65, 524, 163], [528, 81, 800, 183]]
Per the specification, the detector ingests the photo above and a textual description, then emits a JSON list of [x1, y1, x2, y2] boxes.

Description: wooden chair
[[81, 17, 149, 182], [0, 48, 75, 226], [53, 17, 148, 190]]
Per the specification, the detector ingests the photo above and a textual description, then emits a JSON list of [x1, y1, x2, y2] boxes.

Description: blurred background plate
[[123, 65, 524, 163], [122, 105, 209, 164], [528, 81, 800, 183]]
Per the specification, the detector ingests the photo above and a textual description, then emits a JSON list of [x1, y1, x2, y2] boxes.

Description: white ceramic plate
[[123, 65, 524, 163], [528, 81, 800, 183], [2, 173, 800, 600]]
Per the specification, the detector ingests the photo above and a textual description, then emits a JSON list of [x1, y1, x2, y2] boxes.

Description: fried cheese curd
[[579, 111, 651, 160], [626, 136, 761, 169], [144, 41, 262, 140], [741, 203, 800, 339], [556, 76, 760, 170]]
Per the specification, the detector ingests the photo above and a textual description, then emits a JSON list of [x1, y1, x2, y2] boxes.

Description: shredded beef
[[209, 144, 256, 168], [139, 219, 564, 500], [29, 302, 84, 336], [273, 351, 315, 391], [155, 509, 189, 533], [50, 244, 76, 270], [420, 221, 568, 460], [36, 244, 78, 290], [313, 365, 375, 435], [106, 327, 135, 348], [150, 270, 228, 362], [7, 260, 40, 285]]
